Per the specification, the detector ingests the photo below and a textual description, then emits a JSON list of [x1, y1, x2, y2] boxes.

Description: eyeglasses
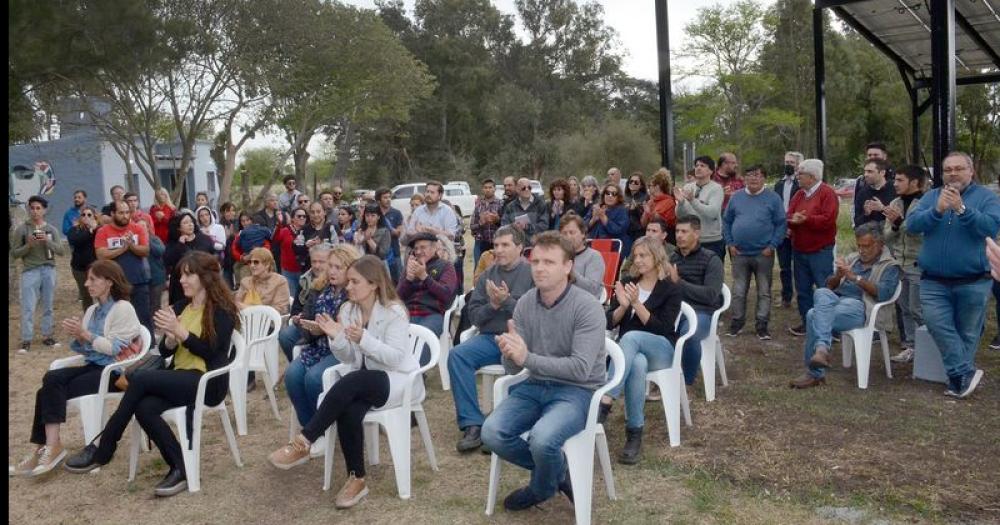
[[520, 186, 530, 191], [298, 199, 310, 204], [333, 192, 343, 196], [248, 260, 263, 265], [81, 213, 94, 217]]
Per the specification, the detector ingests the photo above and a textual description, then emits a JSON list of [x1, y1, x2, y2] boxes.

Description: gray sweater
[[678, 180, 724, 242], [572, 247, 605, 299], [504, 284, 607, 390], [468, 259, 535, 334]]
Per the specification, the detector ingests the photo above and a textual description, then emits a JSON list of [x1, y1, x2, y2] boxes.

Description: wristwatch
[[854, 275, 863, 284], [957, 204, 967, 215]]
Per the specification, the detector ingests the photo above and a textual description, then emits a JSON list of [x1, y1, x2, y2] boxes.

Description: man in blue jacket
[[723, 166, 786, 340], [906, 151, 1000, 398]]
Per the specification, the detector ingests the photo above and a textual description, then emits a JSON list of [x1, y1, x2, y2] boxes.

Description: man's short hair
[[785, 151, 804, 164], [865, 158, 890, 173], [494, 225, 525, 247], [282, 175, 297, 185], [74, 189, 87, 198], [676, 215, 701, 230], [646, 216, 669, 233], [426, 181, 444, 194], [28, 195, 48, 208], [896, 164, 928, 187], [945, 151, 975, 171], [319, 190, 334, 199], [481, 178, 495, 186], [196, 191, 208, 199], [865, 142, 888, 155], [109, 185, 124, 195], [798, 159, 824, 181], [694, 156, 716, 172], [854, 222, 883, 242], [531, 230, 574, 262], [374, 187, 391, 201], [558, 212, 587, 233], [123, 192, 138, 200]]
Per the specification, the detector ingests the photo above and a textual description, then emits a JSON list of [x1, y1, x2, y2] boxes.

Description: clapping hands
[[496, 320, 528, 366]]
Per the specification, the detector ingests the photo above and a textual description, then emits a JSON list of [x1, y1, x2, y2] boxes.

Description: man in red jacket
[[786, 159, 840, 335]]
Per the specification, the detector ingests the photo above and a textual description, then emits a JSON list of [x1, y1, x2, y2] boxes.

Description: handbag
[[113, 334, 165, 391]]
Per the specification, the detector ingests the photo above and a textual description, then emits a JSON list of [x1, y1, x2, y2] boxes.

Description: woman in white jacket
[[195, 205, 226, 257], [268, 254, 418, 509]]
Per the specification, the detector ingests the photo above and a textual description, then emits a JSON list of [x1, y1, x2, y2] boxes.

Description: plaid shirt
[[470, 197, 503, 243]]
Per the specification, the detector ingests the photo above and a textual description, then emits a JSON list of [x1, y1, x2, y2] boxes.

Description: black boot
[[456, 425, 482, 453], [618, 427, 643, 465]]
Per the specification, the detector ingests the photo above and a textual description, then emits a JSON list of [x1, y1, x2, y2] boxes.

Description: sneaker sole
[[335, 486, 369, 509], [757, 334, 772, 340], [959, 370, 984, 399], [154, 480, 188, 497], [31, 450, 67, 477], [64, 462, 102, 474], [270, 455, 310, 470]]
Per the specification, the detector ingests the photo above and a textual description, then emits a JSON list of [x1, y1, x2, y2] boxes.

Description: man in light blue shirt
[[406, 181, 459, 242]]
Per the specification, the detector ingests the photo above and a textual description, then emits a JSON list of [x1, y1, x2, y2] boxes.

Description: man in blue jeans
[[906, 151, 1000, 398], [481, 231, 606, 512], [790, 223, 900, 388], [449, 226, 533, 453]]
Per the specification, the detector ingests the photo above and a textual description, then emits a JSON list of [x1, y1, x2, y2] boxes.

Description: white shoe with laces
[[891, 347, 914, 363]]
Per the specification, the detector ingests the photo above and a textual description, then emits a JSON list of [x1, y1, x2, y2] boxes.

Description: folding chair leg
[[384, 416, 412, 499], [565, 437, 596, 525], [365, 423, 380, 465], [716, 341, 729, 387], [681, 384, 692, 427], [219, 405, 242, 467], [661, 380, 681, 447], [485, 453, 502, 516], [323, 426, 336, 491], [880, 330, 892, 379], [262, 370, 283, 423], [595, 430, 616, 500], [439, 344, 451, 391], [701, 339, 717, 402]]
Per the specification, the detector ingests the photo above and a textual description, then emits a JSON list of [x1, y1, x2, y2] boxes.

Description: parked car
[[833, 177, 856, 199], [390, 181, 477, 218], [529, 179, 544, 199]]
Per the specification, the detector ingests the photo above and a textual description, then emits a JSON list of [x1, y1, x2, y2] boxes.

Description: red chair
[[588, 238, 622, 257], [598, 250, 621, 304]]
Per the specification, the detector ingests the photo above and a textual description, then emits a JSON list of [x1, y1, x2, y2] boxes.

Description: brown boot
[[335, 473, 369, 509], [789, 374, 826, 389], [809, 346, 831, 368]]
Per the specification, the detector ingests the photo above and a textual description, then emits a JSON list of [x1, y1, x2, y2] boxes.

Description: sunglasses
[[333, 192, 343, 196], [298, 200, 310, 204], [520, 186, 530, 191], [81, 213, 94, 217], [248, 260, 263, 265]]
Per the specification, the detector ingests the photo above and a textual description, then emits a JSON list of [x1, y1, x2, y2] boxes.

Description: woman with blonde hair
[[150, 188, 176, 243], [269, 255, 417, 510], [598, 236, 682, 465], [283, 243, 361, 434], [235, 247, 290, 314]]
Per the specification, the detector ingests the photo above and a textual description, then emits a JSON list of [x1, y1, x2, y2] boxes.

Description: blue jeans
[[412, 313, 444, 366], [285, 353, 340, 427], [278, 324, 302, 362], [678, 310, 712, 385], [777, 237, 794, 304], [793, 245, 834, 323], [920, 278, 991, 378], [448, 334, 502, 429], [607, 331, 674, 428], [281, 270, 301, 299], [20, 265, 56, 342], [803, 289, 866, 378], [473, 240, 493, 270], [481, 379, 592, 500]]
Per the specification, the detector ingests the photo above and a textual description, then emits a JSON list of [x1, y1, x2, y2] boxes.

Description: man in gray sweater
[[559, 213, 606, 299], [675, 156, 725, 261], [481, 231, 607, 513], [449, 226, 535, 453]]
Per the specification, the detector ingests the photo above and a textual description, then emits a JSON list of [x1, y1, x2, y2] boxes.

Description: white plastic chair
[[459, 325, 506, 410], [485, 338, 624, 525], [319, 324, 440, 499], [699, 284, 731, 402], [841, 282, 903, 389], [231, 305, 283, 435], [48, 326, 152, 446], [646, 303, 698, 447], [127, 331, 245, 493], [437, 294, 465, 391]]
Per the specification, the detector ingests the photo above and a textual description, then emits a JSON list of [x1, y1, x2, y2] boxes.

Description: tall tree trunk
[[333, 119, 356, 187]]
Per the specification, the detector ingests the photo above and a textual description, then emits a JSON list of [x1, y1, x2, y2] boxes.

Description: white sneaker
[[891, 348, 914, 363], [309, 436, 326, 458]]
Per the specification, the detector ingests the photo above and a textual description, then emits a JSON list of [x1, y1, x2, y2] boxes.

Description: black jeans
[[702, 239, 726, 263], [302, 369, 389, 477], [94, 369, 227, 473], [31, 364, 117, 444], [776, 237, 794, 303], [130, 283, 154, 342]]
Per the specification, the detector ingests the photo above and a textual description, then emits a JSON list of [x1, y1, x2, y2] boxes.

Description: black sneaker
[[756, 326, 771, 340], [42, 337, 60, 347], [989, 335, 1000, 350], [503, 486, 546, 511], [788, 325, 806, 337], [456, 425, 482, 453], [957, 370, 984, 399], [153, 468, 188, 497], [725, 324, 743, 337], [64, 445, 102, 473]]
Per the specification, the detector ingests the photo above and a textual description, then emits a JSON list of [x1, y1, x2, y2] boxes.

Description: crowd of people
[[9, 146, 1000, 516]]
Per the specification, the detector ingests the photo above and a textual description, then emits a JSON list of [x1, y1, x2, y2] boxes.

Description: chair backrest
[[672, 302, 698, 370], [442, 294, 464, 341], [459, 325, 479, 344], [587, 238, 622, 256], [710, 284, 732, 334], [138, 325, 152, 352], [865, 281, 903, 329], [598, 251, 621, 301], [585, 338, 626, 431], [238, 305, 282, 365], [407, 324, 441, 374]]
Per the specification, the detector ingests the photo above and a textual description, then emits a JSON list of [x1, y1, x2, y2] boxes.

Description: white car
[[390, 181, 477, 218]]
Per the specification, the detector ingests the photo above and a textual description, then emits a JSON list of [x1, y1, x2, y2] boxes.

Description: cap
[[407, 231, 439, 247]]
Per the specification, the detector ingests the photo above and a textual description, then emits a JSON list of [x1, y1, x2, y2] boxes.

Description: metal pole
[[813, 8, 827, 162], [912, 92, 921, 165], [654, 0, 674, 172], [930, 0, 956, 188]]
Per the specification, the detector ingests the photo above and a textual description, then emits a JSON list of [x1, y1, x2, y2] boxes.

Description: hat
[[407, 231, 439, 247]]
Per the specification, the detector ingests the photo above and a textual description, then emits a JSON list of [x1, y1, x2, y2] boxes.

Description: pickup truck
[[391, 181, 477, 218]]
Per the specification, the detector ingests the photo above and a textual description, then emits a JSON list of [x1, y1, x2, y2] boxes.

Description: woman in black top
[[65, 251, 240, 498], [164, 212, 215, 304], [599, 235, 681, 465], [66, 205, 99, 310], [623, 171, 649, 243]]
